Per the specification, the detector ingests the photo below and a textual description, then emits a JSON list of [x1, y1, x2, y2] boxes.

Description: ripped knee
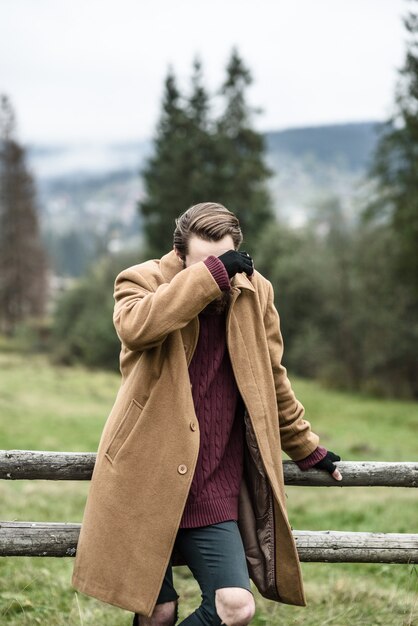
[[215, 588, 255, 626]]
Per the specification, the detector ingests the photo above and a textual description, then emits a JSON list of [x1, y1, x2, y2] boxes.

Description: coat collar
[[160, 249, 255, 292], [232, 270, 256, 292], [159, 249, 183, 282]]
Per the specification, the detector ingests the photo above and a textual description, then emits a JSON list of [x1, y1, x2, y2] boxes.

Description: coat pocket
[[105, 398, 144, 463]]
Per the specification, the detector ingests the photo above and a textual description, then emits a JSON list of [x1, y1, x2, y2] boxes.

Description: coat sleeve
[[113, 261, 223, 351], [263, 280, 320, 461]]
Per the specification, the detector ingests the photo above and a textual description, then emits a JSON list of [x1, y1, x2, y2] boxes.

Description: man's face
[[176, 234, 235, 268]]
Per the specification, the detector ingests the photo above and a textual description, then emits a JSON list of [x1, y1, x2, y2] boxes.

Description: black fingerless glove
[[218, 250, 254, 278], [313, 450, 341, 474]]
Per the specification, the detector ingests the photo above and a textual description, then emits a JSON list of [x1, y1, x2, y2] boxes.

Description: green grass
[[0, 352, 417, 625]]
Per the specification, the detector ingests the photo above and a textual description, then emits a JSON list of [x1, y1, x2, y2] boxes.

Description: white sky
[[0, 0, 408, 145]]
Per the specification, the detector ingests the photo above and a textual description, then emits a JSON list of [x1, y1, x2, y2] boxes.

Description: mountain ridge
[[26, 120, 383, 181], [25, 120, 383, 275]]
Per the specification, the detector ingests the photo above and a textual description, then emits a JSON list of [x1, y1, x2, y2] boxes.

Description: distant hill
[[266, 120, 382, 171], [27, 120, 382, 181], [24, 120, 384, 275]]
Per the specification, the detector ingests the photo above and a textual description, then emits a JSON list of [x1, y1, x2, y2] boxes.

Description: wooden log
[[0, 522, 417, 563], [0, 451, 417, 487], [283, 460, 418, 487], [0, 522, 80, 557], [294, 530, 418, 563], [0, 450, 96, 480]]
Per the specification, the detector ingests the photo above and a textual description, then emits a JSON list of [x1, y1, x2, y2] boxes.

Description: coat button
[[183, 344, 188, 351], [190, 421, 197, 431], [178, 464, 188, 474]]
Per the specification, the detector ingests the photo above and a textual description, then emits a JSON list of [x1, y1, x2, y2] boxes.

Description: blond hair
[[173, 202, 243, 260]]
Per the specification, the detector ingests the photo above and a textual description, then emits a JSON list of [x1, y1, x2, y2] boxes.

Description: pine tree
[[139, 51, 275, 256], [366, 2, 418, 296], [186, 58, 217, 203], [212, 49, 274, 248], [139, 64, 214, 257], [362, 2, 418, 397], [0, 94, 48, 335], [139, 69, 185, 256]]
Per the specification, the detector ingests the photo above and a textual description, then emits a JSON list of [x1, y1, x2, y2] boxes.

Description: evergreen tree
[[139, 50, 274, 256], [366, 2, 418, 296], [139, 69, 186, 256], [186, 58, 217, 203], [212, 49, 274, 248], [360, 1, 418, 397], [139, 64, 214, 257], [0, 94, 48, 335]]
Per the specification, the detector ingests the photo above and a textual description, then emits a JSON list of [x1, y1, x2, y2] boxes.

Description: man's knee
[[134, 599, 178, 626], [215, 587, 255, 626]]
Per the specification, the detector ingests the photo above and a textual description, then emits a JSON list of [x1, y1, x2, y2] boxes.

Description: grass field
[[0, 351, 417, 625]]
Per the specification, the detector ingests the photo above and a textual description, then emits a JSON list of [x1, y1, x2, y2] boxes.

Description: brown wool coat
[[71, 250, 321, 617]]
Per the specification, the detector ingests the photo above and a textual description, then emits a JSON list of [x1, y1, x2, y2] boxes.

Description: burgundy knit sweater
[[179, 308, 244, 528], [179, 256, 327, 529]]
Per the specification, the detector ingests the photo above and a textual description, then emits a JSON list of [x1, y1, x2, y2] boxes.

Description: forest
[[0, 13, 417, 400]]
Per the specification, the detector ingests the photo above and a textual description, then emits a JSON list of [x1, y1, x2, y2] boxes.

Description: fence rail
[[1, 522, 417, 563], [1, 451, 417, 487], [1, 450, 417, 564]]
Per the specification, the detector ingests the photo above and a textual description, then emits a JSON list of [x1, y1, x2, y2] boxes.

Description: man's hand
[[313, 450, 342, 481], [218, 250, 254, 278]]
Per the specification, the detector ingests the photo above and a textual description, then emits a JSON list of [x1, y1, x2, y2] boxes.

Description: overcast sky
[[0, 0, 408, 145]]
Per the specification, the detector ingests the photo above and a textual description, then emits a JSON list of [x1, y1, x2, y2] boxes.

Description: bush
[[255, 215, 418, 399], [50, 251, 140, 370]]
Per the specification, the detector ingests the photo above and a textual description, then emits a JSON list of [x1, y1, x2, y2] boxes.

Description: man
[[71, 202, 342, 626]]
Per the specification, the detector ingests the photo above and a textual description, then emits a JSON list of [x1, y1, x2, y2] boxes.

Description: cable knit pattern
[[179, 309, 244, 528], [203, 256, 230, 291], [295, 445, 328, 470]]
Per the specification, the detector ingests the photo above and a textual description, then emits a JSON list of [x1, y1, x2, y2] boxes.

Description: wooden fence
[[0, 450, 417, 564]]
